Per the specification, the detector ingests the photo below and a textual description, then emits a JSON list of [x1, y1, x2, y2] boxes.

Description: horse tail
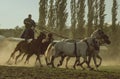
[[45, 42, 56, 64]]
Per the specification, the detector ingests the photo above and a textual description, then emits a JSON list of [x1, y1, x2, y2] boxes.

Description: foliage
[[99, 0, 106, 29], [87, 0, 95, 36], [76, 0, 86, 39], [0, 26, 23, 37], [38, 0, 48, 30], [70, 0, 77, 39]]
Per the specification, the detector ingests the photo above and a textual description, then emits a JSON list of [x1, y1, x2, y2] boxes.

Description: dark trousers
[[21, 28, 34, 40]]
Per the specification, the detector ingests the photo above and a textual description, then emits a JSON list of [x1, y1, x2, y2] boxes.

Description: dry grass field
[[0, 65, 120, 79]]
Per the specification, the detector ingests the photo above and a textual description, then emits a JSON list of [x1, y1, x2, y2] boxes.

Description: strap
[[74, 42, 77, 57], [83, 39, 89, 56]]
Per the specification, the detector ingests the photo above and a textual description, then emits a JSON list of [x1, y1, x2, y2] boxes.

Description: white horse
[[62, 30, 111, 69], [63, 30, 110, 69], [45, 29, 111, 69], [45, 37, 100, 68]]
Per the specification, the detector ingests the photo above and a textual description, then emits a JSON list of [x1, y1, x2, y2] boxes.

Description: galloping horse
[[45, 37, 100, 68], [24, 33, 53, 65], [7, 32, 46, 66], [45, 29, 111, 69], [60, 30, 111, 69]]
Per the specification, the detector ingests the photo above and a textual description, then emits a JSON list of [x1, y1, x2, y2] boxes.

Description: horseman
[[21, 14, 36, 41]]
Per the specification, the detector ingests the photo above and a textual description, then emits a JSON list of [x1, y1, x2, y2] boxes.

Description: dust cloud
[[0, 38, 47, 67]]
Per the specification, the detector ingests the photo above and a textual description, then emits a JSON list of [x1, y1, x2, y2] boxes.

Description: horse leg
[[45, 54, 50, 66], [57, 56, 65, 67], [36, 55, 43, 67], [45, 57, 49, 66], [15, 52, 23, 64], [87, 55, 94, 70], [24, 54, 33, 64], [93, 55, 98, 70], [7, 48, 18, 63], [73, 57, 79, 69], [20, 53, 27, 62], [96, 54, 102, 67], [93, 54, 102, 71], [78, 56, 88, 70], [77, 60, 85, 68], [49, 56, 55, 68], [65, 56, 70, 69], [76, 57, 85, 70]]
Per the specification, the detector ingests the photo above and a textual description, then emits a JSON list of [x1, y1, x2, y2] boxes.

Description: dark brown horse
[[11, 33, 53, 65], [7, 32, 46, 65], [24, 33, 53, 65]]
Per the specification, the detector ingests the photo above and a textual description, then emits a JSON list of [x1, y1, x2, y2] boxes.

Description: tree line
[[38, 0, 119, 37]]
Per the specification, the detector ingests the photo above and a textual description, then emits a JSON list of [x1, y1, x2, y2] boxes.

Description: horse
[[15, 33, 53, 64], [84, 33, 111, 70], [45, 37, 100, 68], [44, 29, 111, 69], [23, 33, 54, 65], [7, 32, 46, 66], [63, 34, 111, 70], [58, 30, 111, 69], [61, 30, 111, 69]]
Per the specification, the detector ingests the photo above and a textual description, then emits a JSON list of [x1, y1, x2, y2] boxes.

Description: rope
[[40, 27, 70, 39]]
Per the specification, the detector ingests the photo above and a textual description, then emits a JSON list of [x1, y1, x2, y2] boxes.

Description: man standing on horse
[[21, 14, 36, 41]]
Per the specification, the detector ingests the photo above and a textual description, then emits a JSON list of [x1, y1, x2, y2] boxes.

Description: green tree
[[99, 0, 105, 29], [111, 0, 118, 31], [108, 0, 119, 57], [76, 0, 86, 39], [48, 0, 56, 30], [87, 0, 95, 36], [55, 0, 68, 33], [38, 0, 48, 30], [94, 0, 99, 29], [70, 0, 77, 39]]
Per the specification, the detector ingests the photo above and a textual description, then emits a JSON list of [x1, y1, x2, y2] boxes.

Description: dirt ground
[[0, 65, 120, 79]]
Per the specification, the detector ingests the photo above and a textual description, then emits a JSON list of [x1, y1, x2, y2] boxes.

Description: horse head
[[91, 29, 111, 44], [91, 29, 105, 39], [101, 34, 111, 44]]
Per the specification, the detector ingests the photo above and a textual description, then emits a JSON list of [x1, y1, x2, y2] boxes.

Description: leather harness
[[73, 38, 99, 57], [74, 42, 77, 57]]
